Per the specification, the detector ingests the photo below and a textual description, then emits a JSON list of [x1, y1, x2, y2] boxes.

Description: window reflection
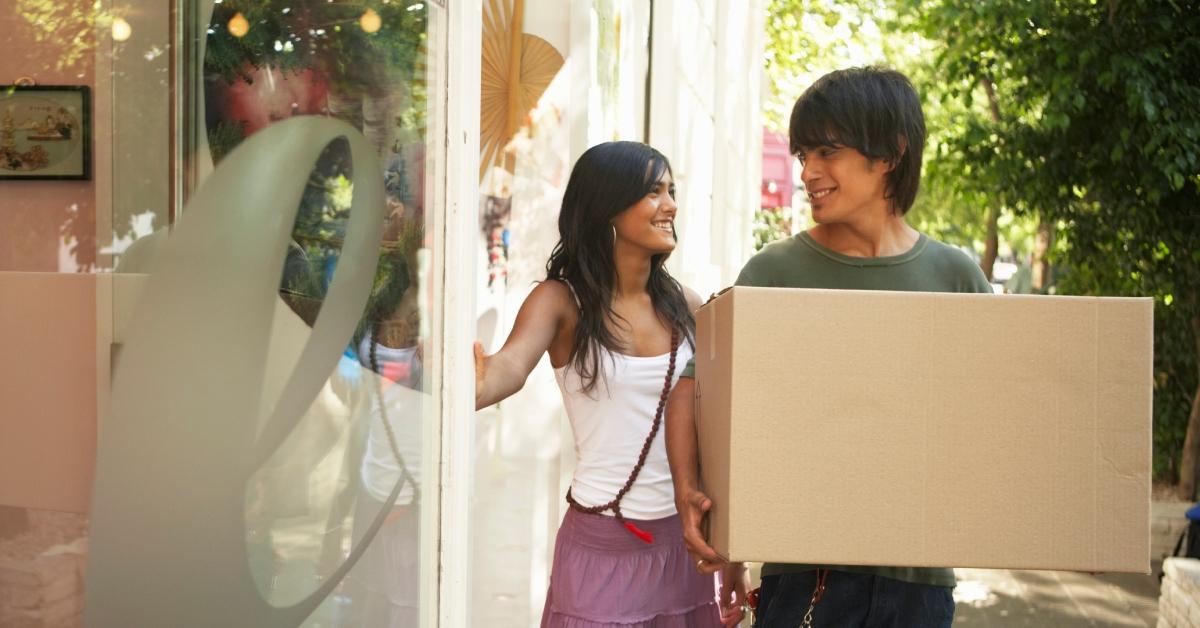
[[200, 2, 432, 625]]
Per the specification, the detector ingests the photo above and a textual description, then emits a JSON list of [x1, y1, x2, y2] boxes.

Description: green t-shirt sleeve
[[681, 359, 697, 378], [952, 248, 995, 294], [969, 272, 993, 293], [734, 252, 773, 288]]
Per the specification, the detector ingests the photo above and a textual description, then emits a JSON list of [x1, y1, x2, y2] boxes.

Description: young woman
[[475, 141, 742, 627]]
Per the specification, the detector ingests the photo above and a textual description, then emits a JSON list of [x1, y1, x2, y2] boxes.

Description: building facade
[[0, 1, 762, 625]]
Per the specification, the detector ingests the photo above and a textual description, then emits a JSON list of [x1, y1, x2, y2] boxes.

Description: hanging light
[[111, 17, 132, 42], [360, 8, 382, 33], [228, 12, 250, 38]]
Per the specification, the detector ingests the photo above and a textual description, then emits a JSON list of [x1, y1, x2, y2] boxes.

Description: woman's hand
[[474, 341, 488, 406]]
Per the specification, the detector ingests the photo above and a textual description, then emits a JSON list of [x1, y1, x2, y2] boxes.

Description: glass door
[[86, 1, 450, 626]]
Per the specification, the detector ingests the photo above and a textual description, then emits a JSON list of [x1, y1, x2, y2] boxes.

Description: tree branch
[[980, 74, 1002, 123]]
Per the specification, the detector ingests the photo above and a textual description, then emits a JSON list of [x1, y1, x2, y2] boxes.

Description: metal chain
[[799, 569, 828, 628]]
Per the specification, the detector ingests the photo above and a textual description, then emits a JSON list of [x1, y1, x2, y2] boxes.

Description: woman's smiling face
[[612, 168, 678, 255]]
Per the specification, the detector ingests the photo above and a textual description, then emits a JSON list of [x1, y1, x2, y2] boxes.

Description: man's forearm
[[665, 377, 701, 494]]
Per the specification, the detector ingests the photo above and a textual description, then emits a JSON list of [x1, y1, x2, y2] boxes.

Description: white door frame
[[435, 1, 481, 626]]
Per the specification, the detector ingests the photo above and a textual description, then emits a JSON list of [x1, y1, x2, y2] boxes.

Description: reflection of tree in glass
[[13, 0, 115, 72], [203, 2, 430, 331], [278, 143, 425, 338], [205, 0, 428, 156]]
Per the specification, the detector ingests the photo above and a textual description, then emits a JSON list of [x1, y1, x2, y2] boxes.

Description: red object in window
[[761, 128, 793, 208]]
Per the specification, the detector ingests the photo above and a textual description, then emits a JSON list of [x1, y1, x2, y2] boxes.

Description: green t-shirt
[[684, 231, 992, 588]]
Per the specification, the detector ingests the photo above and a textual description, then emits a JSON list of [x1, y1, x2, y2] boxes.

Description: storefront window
[[2, 1, 446, 625]]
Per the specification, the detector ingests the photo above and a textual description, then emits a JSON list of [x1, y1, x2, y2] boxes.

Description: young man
[[665, 67, 992, 627]]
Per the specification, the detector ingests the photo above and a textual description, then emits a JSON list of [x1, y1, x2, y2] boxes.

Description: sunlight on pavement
[[954, 579, 999, 608]]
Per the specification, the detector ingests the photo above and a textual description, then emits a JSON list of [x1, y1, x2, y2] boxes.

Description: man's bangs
[[789, 105, 850, 155]]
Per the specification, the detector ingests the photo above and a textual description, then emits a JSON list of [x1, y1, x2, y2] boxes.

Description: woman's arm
[[667, 283, 726, 570], [475, 280, 573, 410]]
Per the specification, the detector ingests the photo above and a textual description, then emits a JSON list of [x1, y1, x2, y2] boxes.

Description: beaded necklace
[[564, 329, 679, 543]]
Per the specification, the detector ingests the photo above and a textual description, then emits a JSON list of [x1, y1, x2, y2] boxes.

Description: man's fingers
[[719, 607, 744, 628], [718, 578, 746, 627]]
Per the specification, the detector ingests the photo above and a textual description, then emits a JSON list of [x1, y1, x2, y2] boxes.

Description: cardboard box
[[694, 287, 1152, 573]]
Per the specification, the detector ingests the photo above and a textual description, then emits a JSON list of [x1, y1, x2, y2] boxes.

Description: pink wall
[[0, 5, 103, 515], [0, 273, 98, 513], [0, 4, 98, 273]]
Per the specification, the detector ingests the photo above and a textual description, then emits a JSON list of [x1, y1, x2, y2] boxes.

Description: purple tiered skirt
[[540, 509, 723, 627]]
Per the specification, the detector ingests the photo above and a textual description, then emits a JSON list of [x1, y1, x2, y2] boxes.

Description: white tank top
[[554, 337, 694, 521], [358, 335, 424, 506]]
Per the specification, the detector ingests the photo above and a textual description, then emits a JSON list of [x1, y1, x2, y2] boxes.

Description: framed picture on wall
[[0, 85, 91, 180]]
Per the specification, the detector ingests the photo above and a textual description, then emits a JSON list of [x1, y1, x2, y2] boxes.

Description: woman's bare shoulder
[[681, 284, 703, 313], [526, 279, 578, 315]]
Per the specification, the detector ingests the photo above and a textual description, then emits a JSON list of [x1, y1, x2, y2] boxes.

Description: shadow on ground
[[953, 561, 1161, 627]]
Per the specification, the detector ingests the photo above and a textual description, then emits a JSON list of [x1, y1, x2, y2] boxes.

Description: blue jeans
[[753, 571, 955, 628]]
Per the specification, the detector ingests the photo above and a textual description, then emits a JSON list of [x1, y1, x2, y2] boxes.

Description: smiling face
[[798, 144, 894, 225], [611, 168, 677, 255]]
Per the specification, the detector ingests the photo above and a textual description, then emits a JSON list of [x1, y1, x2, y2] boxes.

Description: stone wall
[[1159, 557, 1200, 627]]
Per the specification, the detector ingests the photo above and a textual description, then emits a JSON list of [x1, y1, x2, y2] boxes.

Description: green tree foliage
[[765, 0, 1037, 264], [753, 206, 794, 250], [205, 1, 427, 87], [204, 1, 429, 334], [766, 0, 1200, 486], [903, 0, 1200, 489], [764, 0, 890, 132]]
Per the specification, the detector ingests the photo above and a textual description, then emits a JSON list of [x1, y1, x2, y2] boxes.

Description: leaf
[[1170, 171, 1185, 191]]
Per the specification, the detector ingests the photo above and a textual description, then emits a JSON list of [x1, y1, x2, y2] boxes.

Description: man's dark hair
[[789, 66, 926, 215]]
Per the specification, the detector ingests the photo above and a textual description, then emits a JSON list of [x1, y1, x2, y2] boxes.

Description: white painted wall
[[652, 0, 764, 297]]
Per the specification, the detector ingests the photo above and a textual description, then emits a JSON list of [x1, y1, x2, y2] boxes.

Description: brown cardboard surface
[[694, 287, 1152, 573]]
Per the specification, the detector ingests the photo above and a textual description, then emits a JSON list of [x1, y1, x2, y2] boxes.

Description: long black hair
[[545, 141, 695, 393]]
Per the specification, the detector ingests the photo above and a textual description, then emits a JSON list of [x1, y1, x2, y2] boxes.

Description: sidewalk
[[951, 500, 1191, 627], [952, 566, 1160, 627]]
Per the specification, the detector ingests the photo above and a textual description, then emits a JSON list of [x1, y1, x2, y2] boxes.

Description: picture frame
[[0, 85, 91, 180]]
